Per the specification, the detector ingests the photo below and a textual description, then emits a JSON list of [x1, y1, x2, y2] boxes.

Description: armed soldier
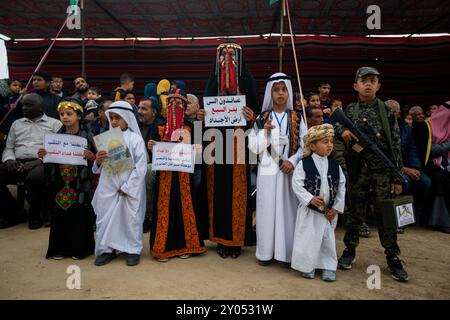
[[333, 67, 409, 282]]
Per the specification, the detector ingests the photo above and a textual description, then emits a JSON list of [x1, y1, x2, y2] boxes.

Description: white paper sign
[[152, 142, 196, 173], [396, 203, 415, 227], [203, 95, 246, 127], [43, 134, 88, 166]]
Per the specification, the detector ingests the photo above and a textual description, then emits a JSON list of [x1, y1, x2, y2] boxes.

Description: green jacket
[[334, 98, 404, 184]]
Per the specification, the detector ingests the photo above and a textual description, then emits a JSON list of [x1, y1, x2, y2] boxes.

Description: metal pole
[[278, 0, 285, 72], [81, 0, 86, 78], [285, 0, 307, 129]]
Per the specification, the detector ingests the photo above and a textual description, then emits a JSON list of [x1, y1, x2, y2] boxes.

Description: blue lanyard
[[272, 111, 286, 129]]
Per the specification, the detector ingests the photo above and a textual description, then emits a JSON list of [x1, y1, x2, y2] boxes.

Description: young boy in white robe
[[291, 124, 346, 281], [248, 73, 307, 265], [92, 101, 147, 267]]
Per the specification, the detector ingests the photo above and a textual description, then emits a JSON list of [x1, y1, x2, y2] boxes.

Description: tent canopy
[[1, 0, 449, 40], [3, 1, 450, 107], [6, 36, 450, 107]]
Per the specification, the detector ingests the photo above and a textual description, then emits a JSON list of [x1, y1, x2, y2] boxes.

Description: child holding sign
[[38, 98, 96, 260], [147, 89, 207, 262], [91, 101, 147, 267]]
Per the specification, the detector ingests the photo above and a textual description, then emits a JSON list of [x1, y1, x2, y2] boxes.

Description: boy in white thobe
[[92, 101, 147, 267], [248, 73, 307, 265], [291, 124, 346, 281]]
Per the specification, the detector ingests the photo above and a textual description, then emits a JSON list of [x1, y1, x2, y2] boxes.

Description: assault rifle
[[331, 107, 406, 183]]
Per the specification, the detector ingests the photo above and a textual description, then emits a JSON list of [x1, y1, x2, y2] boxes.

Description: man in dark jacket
[[138, 97, 164, 233], [386, 100, 432, 226], [30, 71, 61, 119]]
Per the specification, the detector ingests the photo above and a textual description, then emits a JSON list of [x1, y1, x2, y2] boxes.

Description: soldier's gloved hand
[[6, 160, 22, 172]]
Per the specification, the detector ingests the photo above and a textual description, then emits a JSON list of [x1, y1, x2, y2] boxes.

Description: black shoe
[[126, 254, 140, 266], [397, 227, 405, 234], [230, 246, 241, 259], [338, 248, 356, 270], [28, 220, 43, 230], [217, 244, 229, 259], [359, 222, 371, 238], [436, 226, 450, 234], [94, 252, 117, 266], [143, 219, 151, 234], [387, 255, 409, 282]]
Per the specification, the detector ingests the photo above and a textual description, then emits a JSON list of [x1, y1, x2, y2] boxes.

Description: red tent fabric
[[1, 0, 449, 39], [6, 36, 450, 107]]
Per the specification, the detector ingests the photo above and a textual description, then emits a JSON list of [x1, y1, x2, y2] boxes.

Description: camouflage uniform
[[335, 98, 404, 256]]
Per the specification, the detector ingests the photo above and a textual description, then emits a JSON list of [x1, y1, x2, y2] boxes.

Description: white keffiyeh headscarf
[[105, 101, 141, 136], [261, 72, 294, 113]]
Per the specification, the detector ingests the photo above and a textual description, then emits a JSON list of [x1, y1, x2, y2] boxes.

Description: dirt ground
[[0, 221, 449, 300]]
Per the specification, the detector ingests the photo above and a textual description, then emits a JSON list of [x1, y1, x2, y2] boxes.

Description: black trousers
[[0, 160, 46, 223]]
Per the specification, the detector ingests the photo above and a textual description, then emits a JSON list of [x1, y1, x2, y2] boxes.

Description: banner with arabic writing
[[152, 142, 196, 173], [43, 133, 87, 166], [203, 95, 246, 127]]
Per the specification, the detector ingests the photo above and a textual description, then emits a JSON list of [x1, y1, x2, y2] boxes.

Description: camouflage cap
[[354, 66, 380, 82]]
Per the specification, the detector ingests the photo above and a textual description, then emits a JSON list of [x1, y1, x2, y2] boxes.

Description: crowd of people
[[0, 42, 448, 284]]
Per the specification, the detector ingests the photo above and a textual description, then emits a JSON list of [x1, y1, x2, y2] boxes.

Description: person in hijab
[[197, 41, 259, 259], [147, 88, 207, 262], [157, 79, 171, 119], [92, 101, 147, 267], [144, 82, 158, 100], [248, 72, 307, 266]]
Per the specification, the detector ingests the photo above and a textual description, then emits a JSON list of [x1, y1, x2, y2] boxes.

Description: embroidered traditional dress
[[201, 42, 259, 256], [150, 90, 206, 259], [46, 125, 95, 259]]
